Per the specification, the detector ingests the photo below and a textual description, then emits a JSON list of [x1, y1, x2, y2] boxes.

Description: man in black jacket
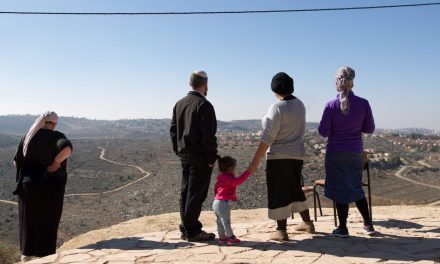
[[170, 70, 218, 242]]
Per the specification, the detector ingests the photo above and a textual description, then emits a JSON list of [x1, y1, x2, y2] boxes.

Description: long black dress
[[14, 129, 72, 257]]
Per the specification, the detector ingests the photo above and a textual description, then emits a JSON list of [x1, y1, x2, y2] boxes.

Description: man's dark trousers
[[179, 161, 213, 238]]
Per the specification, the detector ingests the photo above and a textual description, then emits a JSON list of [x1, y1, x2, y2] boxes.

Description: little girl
[[212, 156, 252, 245]]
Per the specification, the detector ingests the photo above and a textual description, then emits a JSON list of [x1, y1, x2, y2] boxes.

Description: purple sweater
[[318, 91, 375, 153]]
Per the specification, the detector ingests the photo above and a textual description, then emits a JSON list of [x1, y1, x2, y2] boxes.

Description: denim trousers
[[212, 199, 234, 238]]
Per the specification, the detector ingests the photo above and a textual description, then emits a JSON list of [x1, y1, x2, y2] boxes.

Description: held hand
[[209, 157, 219, 168], [248, 160, 260, 174], [47, 161, 61, 173], [248, 141, 269, 174]]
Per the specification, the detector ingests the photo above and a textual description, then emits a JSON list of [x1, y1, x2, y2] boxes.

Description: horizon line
[[0, 114, 438, 132]]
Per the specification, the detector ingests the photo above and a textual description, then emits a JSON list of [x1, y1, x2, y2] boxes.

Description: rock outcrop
[[25, 206, 440, 264]]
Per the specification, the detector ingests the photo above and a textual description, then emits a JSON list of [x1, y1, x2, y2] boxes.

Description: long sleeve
[[228, 170, 251, 187], [362, 101, 375, 134], [260, 104, 281, 146], [170, 105, 178, 156], [200, 101, 218, 164], [14, 138, 25, 181], [14, 138, 24, 165], [319, 105, 333, 138]]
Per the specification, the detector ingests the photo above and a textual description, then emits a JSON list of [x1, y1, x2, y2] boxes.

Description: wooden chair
[[313, 152, 372, 226], [292, 174, 323, 220]]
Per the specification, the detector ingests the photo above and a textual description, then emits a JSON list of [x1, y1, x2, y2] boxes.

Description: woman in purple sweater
[[319, 66, 376, 238]]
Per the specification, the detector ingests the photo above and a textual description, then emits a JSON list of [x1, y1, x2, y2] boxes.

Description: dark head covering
[[271, 72, 294, 95]]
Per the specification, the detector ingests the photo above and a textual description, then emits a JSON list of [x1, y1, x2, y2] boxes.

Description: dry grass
[[0, 240, 20, 264]]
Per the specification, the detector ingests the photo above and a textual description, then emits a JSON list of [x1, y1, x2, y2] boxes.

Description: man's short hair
[[190, 73, 208, 89]]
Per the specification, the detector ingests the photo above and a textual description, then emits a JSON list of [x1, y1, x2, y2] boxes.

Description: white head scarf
[[335, 66, 355, 115], [23, 111, 59, 156]]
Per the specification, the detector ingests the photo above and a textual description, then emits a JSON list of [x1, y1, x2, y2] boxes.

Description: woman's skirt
[[324, 151, 365, 204], [18, 177, 66, 257], [266, 159, 308, 220]]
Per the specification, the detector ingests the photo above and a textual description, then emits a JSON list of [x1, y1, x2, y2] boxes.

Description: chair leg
[[333, 201, 338, 227], [316, 192, 323, 216], [313, 187, 318, 222], [367, 168, 372, 222]]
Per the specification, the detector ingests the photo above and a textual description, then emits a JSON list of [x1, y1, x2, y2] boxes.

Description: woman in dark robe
[[249, 73, 314, 242], [13, 111, 73, 261]]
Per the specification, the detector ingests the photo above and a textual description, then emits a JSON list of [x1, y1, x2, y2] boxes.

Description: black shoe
[[332, 227, 349, 238], [179, 225, 186, 240], [186, 231, 215, 242]]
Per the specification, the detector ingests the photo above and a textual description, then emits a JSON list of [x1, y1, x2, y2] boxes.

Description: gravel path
[[0, 146, 151, 202], [65, 147, 151, 197]]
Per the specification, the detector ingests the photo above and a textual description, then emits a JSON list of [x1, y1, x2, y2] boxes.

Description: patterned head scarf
[[23, 111, 59, 156], [335, 66, 355, 115]]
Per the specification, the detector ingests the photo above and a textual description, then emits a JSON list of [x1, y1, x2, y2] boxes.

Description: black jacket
[[170, 91, 218, 164], [13, 129, 72, 194]]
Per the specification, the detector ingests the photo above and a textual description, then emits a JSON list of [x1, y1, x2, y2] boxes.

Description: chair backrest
[[363, 151, 369, 171]]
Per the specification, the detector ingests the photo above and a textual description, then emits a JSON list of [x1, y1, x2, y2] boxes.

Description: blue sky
[[0, 0, 439, 129]]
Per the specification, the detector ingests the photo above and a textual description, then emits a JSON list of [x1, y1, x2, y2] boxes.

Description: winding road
[[0, 146, 151, 205], [394, 166, 440, 191], [393, 159, 440, 205], [2, 151, 439, 206], [64, 147, 151, 197], [0, 199, 17, 206]]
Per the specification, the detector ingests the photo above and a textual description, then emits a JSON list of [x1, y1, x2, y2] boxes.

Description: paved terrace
[[25, 206, 440, 264]]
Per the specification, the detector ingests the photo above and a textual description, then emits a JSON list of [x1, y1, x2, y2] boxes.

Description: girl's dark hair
[[218, 156, 237, 173]]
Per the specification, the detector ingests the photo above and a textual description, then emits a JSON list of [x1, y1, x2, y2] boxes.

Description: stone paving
[[25, 207, 440, 264]]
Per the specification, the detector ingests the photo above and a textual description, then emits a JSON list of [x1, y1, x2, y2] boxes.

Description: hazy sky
[[1, 0, 439, 129]]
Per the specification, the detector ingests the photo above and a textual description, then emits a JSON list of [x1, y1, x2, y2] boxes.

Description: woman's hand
[[248, 159, 260, 174], [47, 161, 61, 173], [248, 141, 270, 174]]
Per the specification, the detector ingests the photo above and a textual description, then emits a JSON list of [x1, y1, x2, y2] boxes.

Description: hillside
[[2, 115, 436, 139], [1, 116, 440, 263], [0, 115, 172, 139], [0, 134, 20, 147], [0, 115, 270, 138], [0, 115, 274, 139]]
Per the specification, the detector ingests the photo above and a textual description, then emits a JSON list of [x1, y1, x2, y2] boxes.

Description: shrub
[[370, 156, 403, 170], [0, 241, 20, 264]]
